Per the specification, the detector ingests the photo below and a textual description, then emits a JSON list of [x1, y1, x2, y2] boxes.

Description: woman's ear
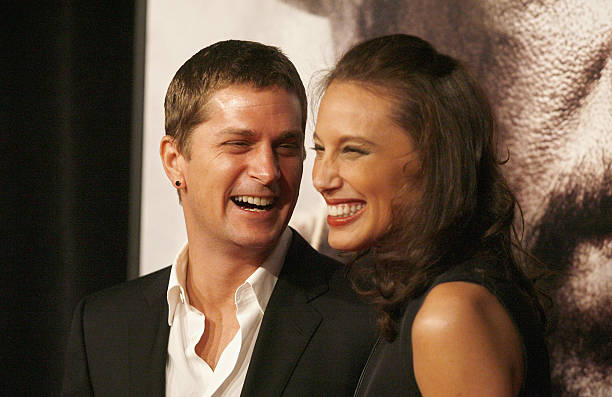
[[160, 135, 184, 188]]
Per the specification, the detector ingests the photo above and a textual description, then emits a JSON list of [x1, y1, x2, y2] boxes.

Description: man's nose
[[248, 145, 280, 185]]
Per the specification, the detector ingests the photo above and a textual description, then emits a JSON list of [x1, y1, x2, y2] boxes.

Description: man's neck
[[184, 231, 281, 307], [186, 250, 259, 310], [183, 241, 265, 370], [182, 233, 284, 370]]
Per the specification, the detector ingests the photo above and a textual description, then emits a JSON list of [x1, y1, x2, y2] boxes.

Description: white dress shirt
[[165, 229, 292, 397]]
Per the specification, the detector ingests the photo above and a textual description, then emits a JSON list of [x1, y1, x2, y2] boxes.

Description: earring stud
[[175, 180, 181, 187]]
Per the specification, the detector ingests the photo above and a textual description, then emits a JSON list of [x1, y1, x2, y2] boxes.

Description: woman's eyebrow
[[313, 132, 376, 146]]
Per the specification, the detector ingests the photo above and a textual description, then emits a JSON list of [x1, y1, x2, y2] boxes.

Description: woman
[[312, 34, 550, 396]]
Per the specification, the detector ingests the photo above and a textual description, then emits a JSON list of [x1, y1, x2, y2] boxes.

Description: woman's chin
[[327, 233, 373, 253]]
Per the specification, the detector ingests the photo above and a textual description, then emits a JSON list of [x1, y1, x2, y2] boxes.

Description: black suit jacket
[[62, 232, 377, 396]]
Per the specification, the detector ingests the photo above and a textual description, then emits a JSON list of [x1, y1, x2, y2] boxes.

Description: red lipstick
[[325, 200, 366, 227]]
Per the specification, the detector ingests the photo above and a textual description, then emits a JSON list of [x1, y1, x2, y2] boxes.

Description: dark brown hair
[[165, 39, 307, 157], [322, 34, 542, 340]]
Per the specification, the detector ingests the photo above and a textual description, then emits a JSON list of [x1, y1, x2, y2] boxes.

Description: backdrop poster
[[141, 1, 611, 396]]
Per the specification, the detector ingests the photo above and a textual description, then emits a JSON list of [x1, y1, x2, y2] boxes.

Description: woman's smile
[[326, 201, 367, 226]]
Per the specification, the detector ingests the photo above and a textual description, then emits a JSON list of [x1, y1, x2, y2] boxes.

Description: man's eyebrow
[[277, 130, 303, 141], [216, 128, 256, 137], [216, 128, 303, 142]]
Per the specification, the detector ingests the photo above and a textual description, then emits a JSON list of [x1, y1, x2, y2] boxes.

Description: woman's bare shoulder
[[411, 281, 523, 397]]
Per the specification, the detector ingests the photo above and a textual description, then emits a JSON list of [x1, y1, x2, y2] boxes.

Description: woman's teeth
[[328, 203, 364, 217]]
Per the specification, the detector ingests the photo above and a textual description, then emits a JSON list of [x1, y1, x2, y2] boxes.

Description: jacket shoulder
[[80, 266, 171, 314]]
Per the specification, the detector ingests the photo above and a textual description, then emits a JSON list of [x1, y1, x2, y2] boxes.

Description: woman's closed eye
[[342, 145, 370, 155], [311, 142, 324, 151], [311, 144, 325, 158]]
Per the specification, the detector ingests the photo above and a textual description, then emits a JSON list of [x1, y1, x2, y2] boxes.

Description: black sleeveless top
[[354, 259, 551, 397]]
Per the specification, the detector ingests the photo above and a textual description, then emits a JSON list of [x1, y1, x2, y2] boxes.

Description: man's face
[[178, 85, 303, 258], [283, 0, 611, 395]]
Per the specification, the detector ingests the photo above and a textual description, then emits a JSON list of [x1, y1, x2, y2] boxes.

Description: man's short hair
[[164, 40, 307, 157]]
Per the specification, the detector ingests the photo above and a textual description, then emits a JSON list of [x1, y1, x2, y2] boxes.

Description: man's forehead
[[194, 85, 303, 139], [204, 85, 300, 114], [212, 84, 296, 100]]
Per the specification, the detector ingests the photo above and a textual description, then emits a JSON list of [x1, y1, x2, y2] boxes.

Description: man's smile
[[231, 195, 277, 211]]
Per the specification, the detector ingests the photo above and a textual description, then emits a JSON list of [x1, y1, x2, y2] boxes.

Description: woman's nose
[[312, 155, 342, 193]]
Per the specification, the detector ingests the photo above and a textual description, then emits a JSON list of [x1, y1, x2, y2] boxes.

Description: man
[[62, 40, 376, 396], [283, 1, 612, 395]]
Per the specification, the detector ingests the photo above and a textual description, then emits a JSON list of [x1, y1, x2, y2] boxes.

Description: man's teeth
[[328, 203, 364, 217], [234, 196, 274, 206]]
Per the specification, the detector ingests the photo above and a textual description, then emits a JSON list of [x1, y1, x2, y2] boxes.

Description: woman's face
[[312, 81, 421, 251]]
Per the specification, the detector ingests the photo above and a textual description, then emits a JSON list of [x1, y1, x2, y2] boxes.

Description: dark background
[[2, 2, 143, 395]]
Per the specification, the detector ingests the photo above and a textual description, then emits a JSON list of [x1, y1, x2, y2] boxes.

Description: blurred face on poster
[[284, 0, 611, 395]]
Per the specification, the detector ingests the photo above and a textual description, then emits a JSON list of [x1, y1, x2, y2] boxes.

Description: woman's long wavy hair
[[321, 34, 544, 341]]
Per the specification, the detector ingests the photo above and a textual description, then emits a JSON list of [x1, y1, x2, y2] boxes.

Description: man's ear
[[160, 135, 185, 187]]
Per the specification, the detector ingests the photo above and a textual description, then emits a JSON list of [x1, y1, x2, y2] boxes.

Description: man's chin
[[533, 236, 612, 396], [550, 289, 612, 395], [229, 227, 286, 253], [525, 166, 611, 395], [550, 240, 612, 393]]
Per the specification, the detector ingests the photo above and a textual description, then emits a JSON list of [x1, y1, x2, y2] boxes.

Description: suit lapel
[[241, 232, 328, 397], [127, 267, 171, 396], [117, 234, 327, 396]]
